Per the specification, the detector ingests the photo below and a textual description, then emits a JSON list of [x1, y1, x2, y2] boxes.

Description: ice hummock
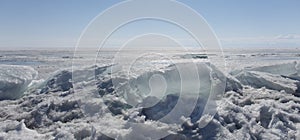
[[250, 61, 300, 77], [1, 58, 300, 139], [0, 65, 37, 100], [235, 70, 298, 93], [232, 62, 300, 95]]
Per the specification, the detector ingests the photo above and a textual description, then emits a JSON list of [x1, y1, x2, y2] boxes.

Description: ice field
[[0, 47, 300, 139]]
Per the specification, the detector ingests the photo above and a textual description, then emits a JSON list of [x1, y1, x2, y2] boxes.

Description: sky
[[0, 0, 300, 48]]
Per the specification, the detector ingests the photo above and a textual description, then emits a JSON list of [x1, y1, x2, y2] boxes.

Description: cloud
[[275, 34, 300, 40], [220, 35, 300, 48]]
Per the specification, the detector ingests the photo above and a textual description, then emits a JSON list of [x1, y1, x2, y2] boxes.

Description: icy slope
[[0, 65, 37, 100]]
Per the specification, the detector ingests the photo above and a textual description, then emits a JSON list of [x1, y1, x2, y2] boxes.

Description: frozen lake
[[0, 47, 299, 139]]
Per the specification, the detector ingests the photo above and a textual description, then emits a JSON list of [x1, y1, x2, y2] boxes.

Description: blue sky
[[0, 0, 300, 48]]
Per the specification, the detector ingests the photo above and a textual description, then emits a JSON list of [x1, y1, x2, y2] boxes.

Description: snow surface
[[0, 48, 300, 139]]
